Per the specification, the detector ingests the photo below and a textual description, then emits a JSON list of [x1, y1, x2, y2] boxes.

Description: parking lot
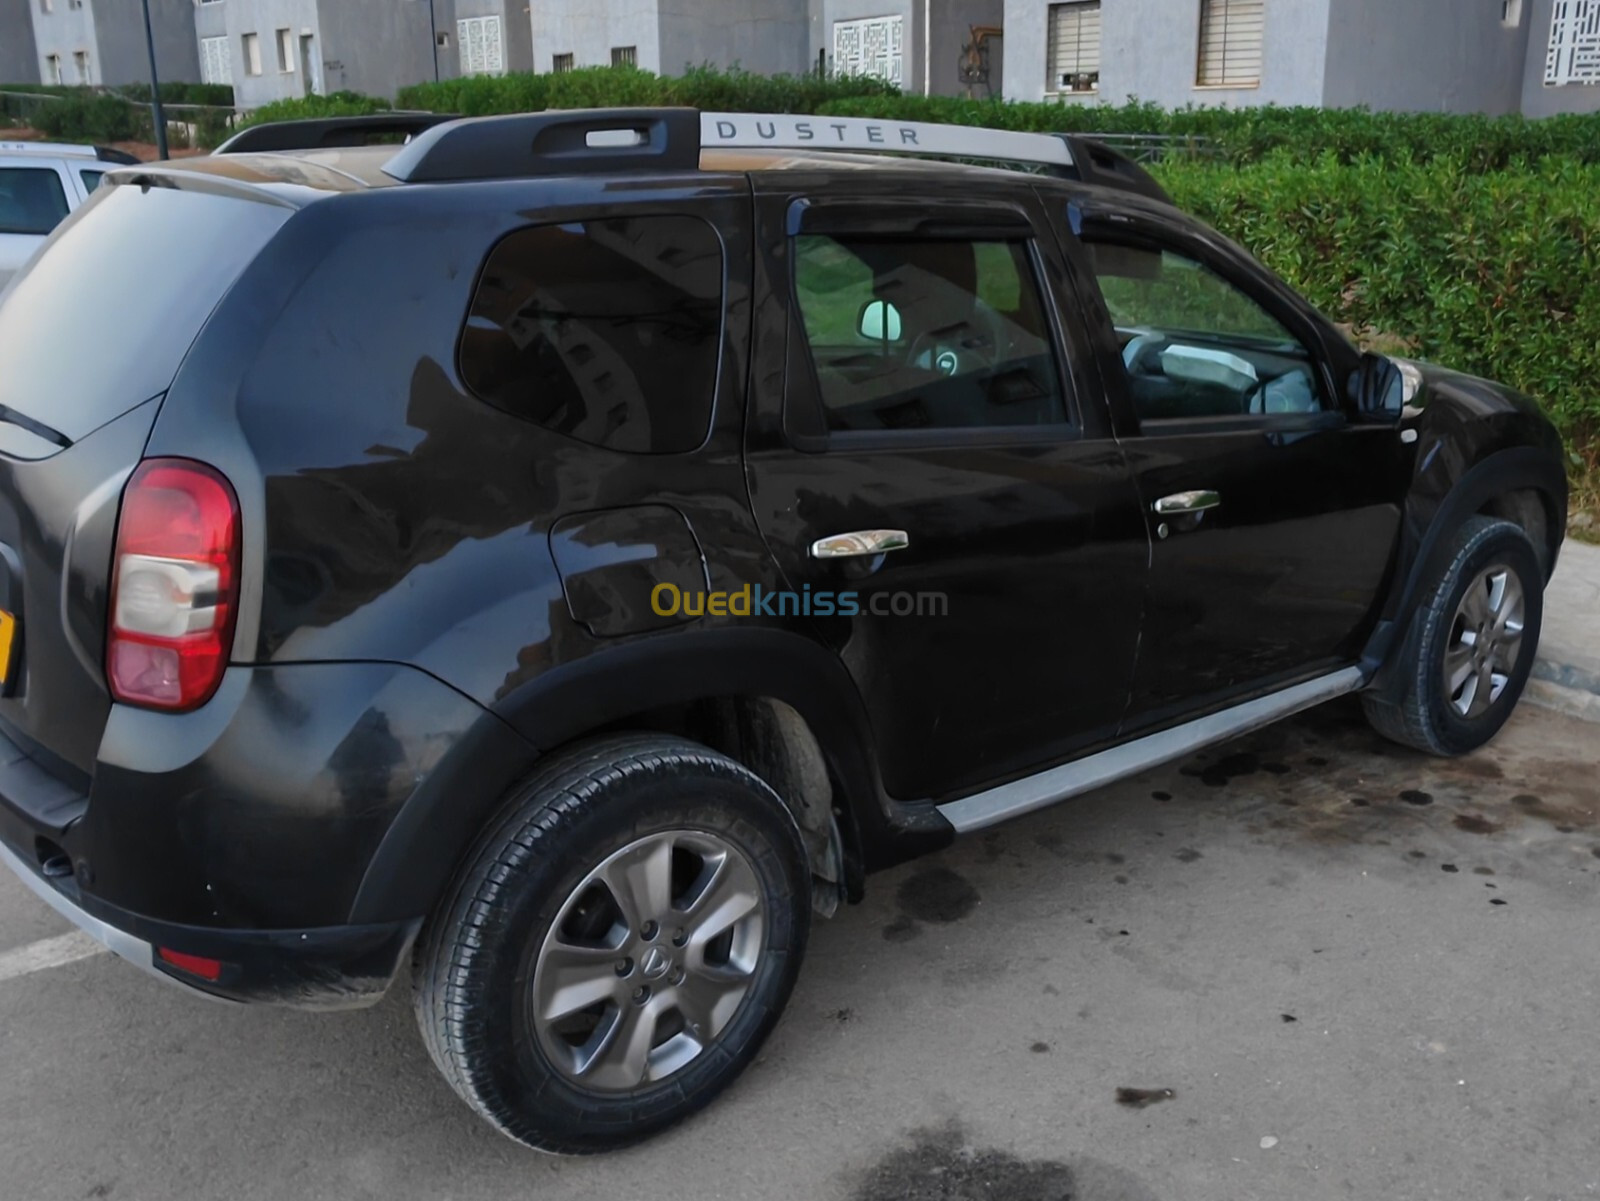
[[3, 683, 1597, 1200]]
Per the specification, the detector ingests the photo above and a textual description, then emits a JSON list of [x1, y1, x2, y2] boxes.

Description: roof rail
[[702, 112, 1170, 204], [212, 112, 458, 155], [383, 108, 700, 182]]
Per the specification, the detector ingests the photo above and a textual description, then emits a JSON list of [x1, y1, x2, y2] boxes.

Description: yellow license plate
[[0, 609, 15, 685]]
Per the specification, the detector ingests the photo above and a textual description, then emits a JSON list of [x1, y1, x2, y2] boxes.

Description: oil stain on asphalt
[[849, 1124, 1159, 1201], [883, 868, 981, 941]]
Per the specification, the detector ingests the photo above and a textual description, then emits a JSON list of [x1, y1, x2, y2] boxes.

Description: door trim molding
[[936, 666, 1365, 833]]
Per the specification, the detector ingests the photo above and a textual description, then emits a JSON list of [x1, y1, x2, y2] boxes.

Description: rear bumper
[[0, 832, 418, 1009]]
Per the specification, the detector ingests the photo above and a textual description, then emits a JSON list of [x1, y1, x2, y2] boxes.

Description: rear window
[[0, 166, 69, 236], [460, 215, 724, 454], [0, 182, 289, 443]]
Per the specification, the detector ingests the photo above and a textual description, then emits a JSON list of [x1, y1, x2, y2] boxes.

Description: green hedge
[[1156, 153, 1600, 454], [29, 91, 145, 142], [396, 65, 898, 117], [117, 82, 236, 108], [235, 90, 390, 130], [816, 95, 1600, 170]]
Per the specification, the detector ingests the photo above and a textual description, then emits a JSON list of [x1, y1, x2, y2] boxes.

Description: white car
[[0, 141, 139, 289]]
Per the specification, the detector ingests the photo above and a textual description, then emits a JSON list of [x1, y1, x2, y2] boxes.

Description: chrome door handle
[[1153, 490, 1222, 516], [810, 529, 910, 559]]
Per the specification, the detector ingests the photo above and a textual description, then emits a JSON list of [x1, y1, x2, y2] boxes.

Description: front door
[[744, 181, 1150, 802], [1063, 208, 1410, 729]]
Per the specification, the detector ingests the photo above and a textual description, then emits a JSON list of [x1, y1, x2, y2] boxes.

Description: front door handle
[[1153, 490, 1222, 516], [810, 529, 910, 559]]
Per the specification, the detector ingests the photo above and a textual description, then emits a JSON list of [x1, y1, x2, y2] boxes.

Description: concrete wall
[[95, 0, 200, 88], [0, 0, 37, 83], [930, 0, 1004, 97], [221, 0, 320, 107], [318, 0, 433, 97], [1003, 0, 1329, 107], [1522, 0, 1600, 116], [1324, 0, 1527, 114], [30, 2, 98, 85], [659, 0, 812, 77], [531, 0, 662, 73]]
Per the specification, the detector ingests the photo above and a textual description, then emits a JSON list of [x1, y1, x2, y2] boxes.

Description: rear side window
[[79, 169, 105, 194], [0, 183, 289, 442], [0, 167, 69, 235], [792, 234, 1067, 433], [460, 216, 724, 454]]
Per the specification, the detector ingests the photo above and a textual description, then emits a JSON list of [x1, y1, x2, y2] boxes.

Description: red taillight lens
[[107, 459, 240, 712]]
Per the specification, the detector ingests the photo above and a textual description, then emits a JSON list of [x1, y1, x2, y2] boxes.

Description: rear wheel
[[1363, 516, 1543, 756], [414, 734, 811, 1153]]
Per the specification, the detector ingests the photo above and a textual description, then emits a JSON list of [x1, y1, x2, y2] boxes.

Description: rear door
[[744, 176, 1150, 802], [1057, 202, 1409, 729]]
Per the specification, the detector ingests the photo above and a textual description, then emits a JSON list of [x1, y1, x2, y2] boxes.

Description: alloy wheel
[[529, 829, 767, 1093], [1442, 564, 1525, 720]]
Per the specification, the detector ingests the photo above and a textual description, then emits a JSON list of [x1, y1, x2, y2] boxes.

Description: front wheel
[[1363, 515, 1544, 756], [413, 734, 811, 1153]]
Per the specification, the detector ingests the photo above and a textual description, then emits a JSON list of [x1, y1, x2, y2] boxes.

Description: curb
[[1525, 658, 1600, 723]]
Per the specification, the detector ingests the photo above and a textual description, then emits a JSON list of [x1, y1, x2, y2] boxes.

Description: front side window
[[1085, 240, 1323, 421], [461, 216, 725, 454], [793, 234, 1068, 433], [0, 167, 69, 236]]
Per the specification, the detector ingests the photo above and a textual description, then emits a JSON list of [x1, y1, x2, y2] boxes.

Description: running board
[[936, 667, 1366, 833]]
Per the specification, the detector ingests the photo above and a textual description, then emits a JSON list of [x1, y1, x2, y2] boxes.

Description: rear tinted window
[[460, 216, 724, 454], [0, 182, 288, 442], [0, 167, 69, 235]]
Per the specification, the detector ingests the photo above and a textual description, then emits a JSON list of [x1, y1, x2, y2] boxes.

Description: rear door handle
[[1152, 490, 1222, 516], [810, 529, 910, 559]]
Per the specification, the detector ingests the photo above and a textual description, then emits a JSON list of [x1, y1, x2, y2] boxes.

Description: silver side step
[[936, 667, 1365, 834]]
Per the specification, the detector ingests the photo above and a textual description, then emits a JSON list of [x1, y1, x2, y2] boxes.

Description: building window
[[43, 54, 61, 84], [611, 46, 637, 68], [242, 32, 262, 77], [1197, 0, 1264, 87], [38, 0, 52, 12], [72, 50, 89, 83], [833, 15, 904, 85], [1501, 0, 1523, 27], [1048, 2, 1101, 93], [276, 28, 294, 73], [200, 35, 232, 84], [1547, 0, 1600, 85], [457, 15, 506, 77], [553, 53, 575, 73]]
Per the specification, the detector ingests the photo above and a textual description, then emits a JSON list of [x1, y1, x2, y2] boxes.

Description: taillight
[[107, 459, 240, 711]]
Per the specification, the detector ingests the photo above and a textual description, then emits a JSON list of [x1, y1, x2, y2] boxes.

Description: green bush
[[815, 95, 1600, 170], [1154, 152, 1600, 452], [118, 82, 236, 108], [30, 91, 145, 142], [235, 91, 390, 130], [396, 64, 898, 117]]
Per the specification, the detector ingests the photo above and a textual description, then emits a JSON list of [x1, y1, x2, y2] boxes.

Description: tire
[[413, 733, 811, 1153], [1362, 515, 1544, 756]]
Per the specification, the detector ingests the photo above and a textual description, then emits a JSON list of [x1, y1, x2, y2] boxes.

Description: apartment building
[[999, 0, 1600, 115], [1, 0, 35, 83], [20, 0, 197, 88], [531, 0, 811, 78]]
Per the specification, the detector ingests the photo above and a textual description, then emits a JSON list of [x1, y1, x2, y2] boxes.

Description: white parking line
[[0, 931, 106, 982]]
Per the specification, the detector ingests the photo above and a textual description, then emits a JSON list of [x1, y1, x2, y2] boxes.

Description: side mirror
[[1348, 352, 1405, 420], [858, 299, 902, 343]]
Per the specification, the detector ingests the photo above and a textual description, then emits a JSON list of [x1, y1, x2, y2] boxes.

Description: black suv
[[0, 108, 1566, 1152]]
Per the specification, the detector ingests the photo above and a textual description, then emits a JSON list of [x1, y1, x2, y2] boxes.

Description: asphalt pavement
[[0, 554, 1597, 1201]]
